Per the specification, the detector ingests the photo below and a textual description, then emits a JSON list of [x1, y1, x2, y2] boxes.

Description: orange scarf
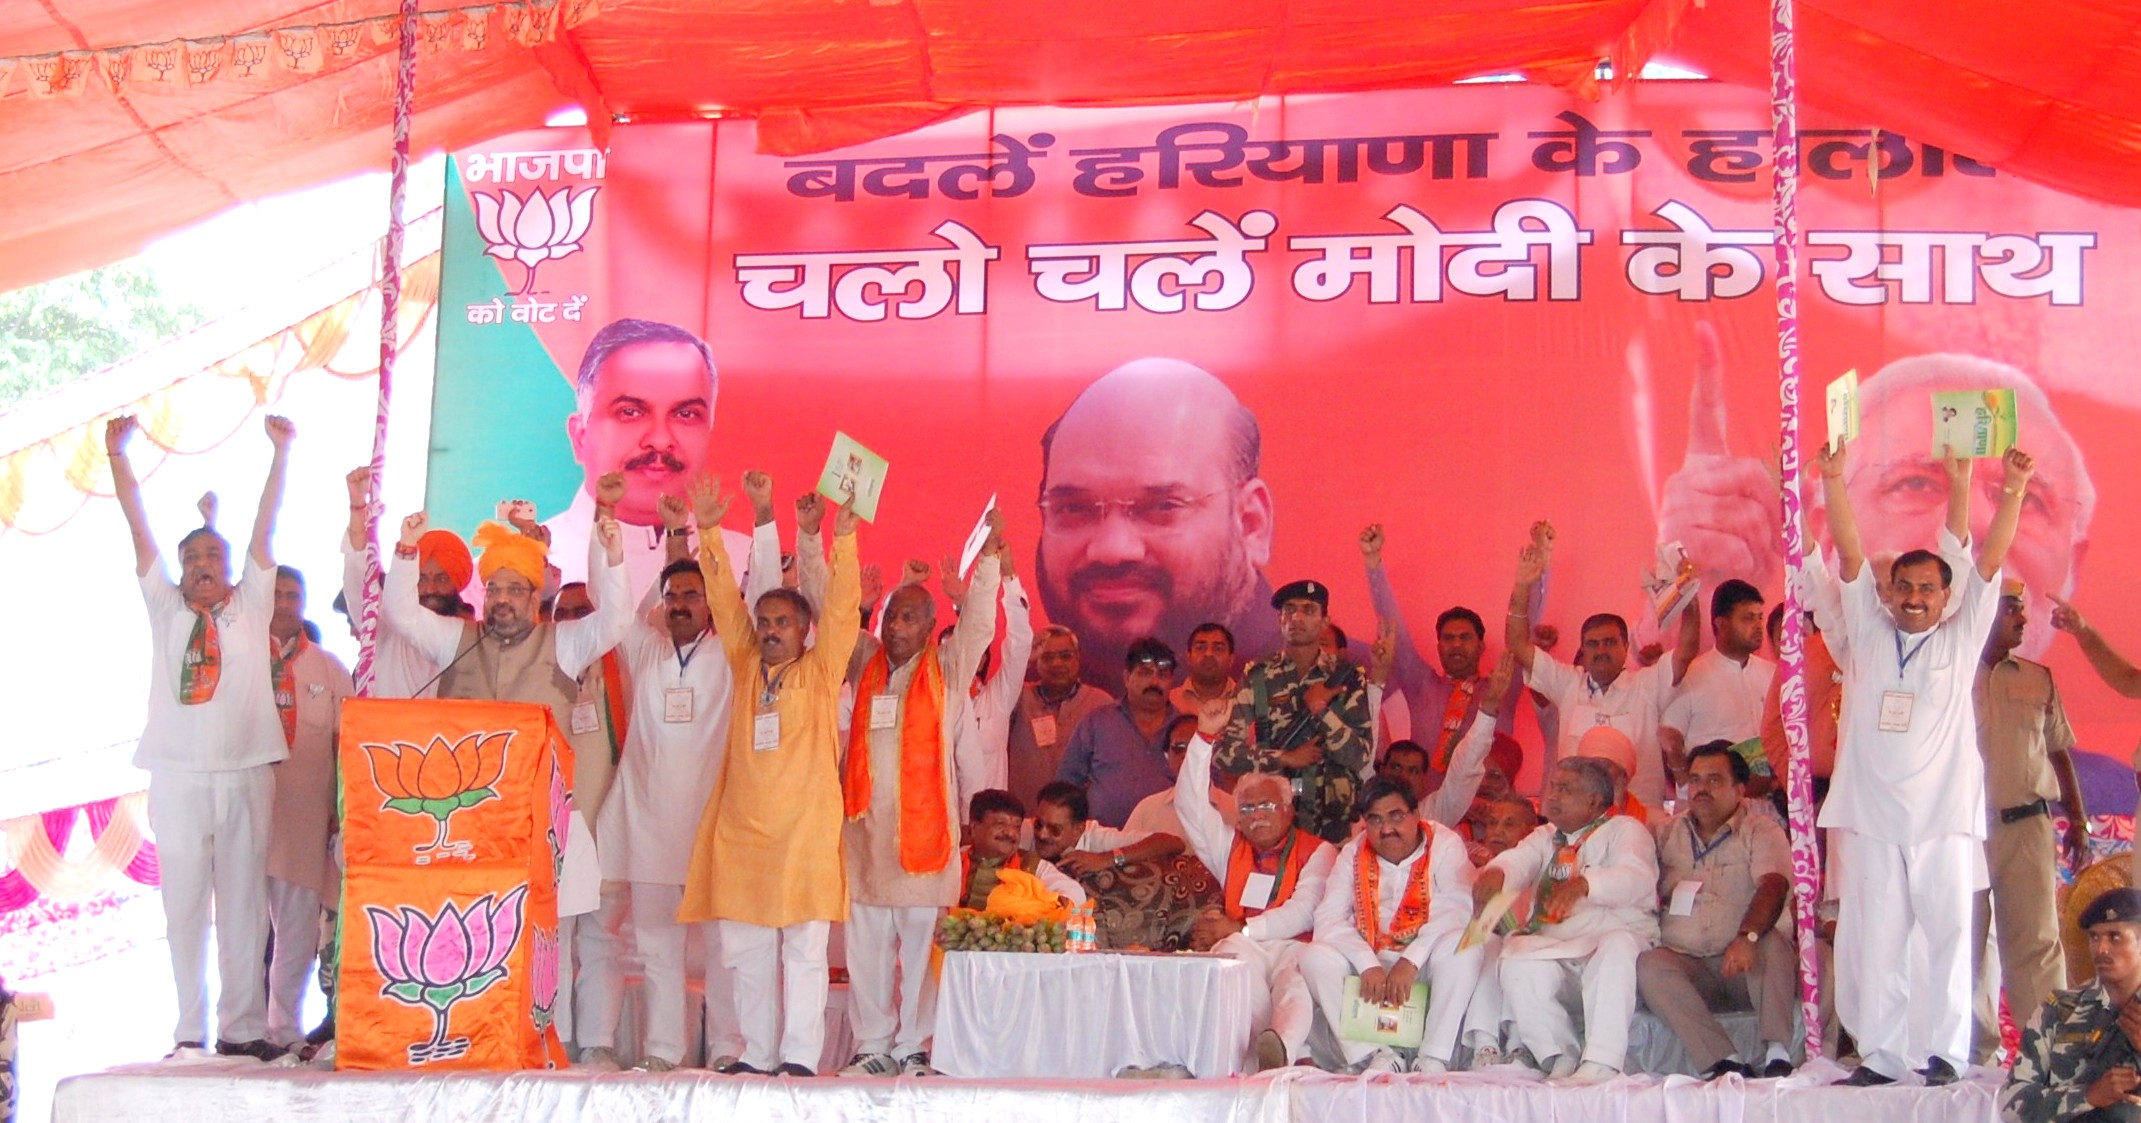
[[1616, 795, 1648, 824], [1428, 677, 1479, 771], [1523, 817, 1606, 933], [1224, 829, 1323, 924], [845, 641, 954, 874], [270, 634, 307, 746], [179, 600, 224, 705], [1354, 837, 1432, 952]]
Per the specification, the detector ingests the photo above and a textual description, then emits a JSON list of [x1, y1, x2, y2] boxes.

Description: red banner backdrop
[[430, 84, 2141, 793]]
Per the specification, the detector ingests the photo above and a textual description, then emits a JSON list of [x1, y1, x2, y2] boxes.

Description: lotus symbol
[[367, 886, 527, 1064], [361, 731, 512, 856], [530, 925, 559, 1036], [472, 186, 598, 295]]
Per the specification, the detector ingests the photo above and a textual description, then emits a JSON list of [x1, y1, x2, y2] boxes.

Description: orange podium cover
[[335, 698, 571, 1071]]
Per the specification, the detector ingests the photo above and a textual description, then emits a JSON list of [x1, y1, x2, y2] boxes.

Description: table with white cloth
[[933, 951, 1256, 1079]]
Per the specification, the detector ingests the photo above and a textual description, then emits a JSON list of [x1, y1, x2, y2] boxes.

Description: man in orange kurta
[[678, 480, 860, 1076]]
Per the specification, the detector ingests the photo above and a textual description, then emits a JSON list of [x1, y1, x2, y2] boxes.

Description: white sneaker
[[575, 1045, 621, 1072], [1414, 1055, 1449, 1075], [1361, 1048, 1408, 1074], [1470, 1045, 1505, 1069], [1551, 1061, 1620, 1086], [898, 1052, 935, 1077], [837, 1052, 899, 1077]]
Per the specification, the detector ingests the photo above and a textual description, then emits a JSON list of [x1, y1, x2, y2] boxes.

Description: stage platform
[[52, 1057, 2000, 1123]]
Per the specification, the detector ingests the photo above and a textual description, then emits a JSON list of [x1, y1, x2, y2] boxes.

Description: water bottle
[[1068, 902, 1096, 953]]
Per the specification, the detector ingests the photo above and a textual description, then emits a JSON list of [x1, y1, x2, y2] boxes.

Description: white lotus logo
[[471, 187, 598, 295]]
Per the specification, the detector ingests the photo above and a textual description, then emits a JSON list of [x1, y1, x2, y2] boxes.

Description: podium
[[334, 698, 571, 1071]]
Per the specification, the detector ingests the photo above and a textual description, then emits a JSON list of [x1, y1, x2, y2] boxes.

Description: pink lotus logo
[[531, 925, 559, 1037], [472, 187, 598, 295], [360, 731, 512, 860], [545, 755, 571, 883], [366, 886, 527, 1064]]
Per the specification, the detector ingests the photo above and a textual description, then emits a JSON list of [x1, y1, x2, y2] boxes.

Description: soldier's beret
[[1271, 580, 1329, 610], [2080, 887, 2141, 930]]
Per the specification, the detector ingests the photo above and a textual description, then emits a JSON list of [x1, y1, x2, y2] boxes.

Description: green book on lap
[[1340, 975, 1429, 1048]]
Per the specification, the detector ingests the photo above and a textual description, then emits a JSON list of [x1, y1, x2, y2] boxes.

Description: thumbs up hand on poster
[[1655, 324, 1782, 588]]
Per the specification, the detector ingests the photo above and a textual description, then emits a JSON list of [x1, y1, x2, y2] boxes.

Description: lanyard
[[1688, 818, 1735, 866], [674, 633, 706, 675], [758, 658, 797, 709], [1894, 630, 1935, 681]]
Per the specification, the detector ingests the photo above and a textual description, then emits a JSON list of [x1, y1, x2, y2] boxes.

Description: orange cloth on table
[[471, 521, 546, 589], [418, 529, 474, 591], [844, 640, 954, 876], [984, 868, 1070, 925]]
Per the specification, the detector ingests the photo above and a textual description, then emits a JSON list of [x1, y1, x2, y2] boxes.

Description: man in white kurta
[[263, 567, 354, 1050], [1178, 702, 1334, 1070], [1660, 579, 1775, 774], [1816, 443, 2035, 1086], [951, 556, 1033, 801], [1478, 756, 1660, 1084], [835, 523, 1002, 1078], [340, 466, 471, 700], [109, 414, 293, 1058], [1300, 776, 1484, 1073]]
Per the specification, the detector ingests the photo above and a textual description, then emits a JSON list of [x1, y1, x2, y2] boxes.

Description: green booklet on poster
[[815, 431, 889, 522], [1931, 389, 2019, 459], [1340, 975, 1429, 1048]]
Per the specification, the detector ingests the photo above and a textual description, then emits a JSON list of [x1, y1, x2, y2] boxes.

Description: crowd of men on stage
[[109, 400, 2141, 1118]]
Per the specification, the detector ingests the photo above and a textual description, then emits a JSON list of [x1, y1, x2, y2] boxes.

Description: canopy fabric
[[3, 0, 2139, 295]]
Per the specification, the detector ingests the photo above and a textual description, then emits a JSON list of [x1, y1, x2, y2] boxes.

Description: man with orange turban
[[383, 479, 633, 1044], [833, 512, 1004, 1079], [342, 466, 472, 699]]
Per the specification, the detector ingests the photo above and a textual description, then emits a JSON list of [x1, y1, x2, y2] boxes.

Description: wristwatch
[[1741, 930, 1760, 945], [1112, 849, 1126, 870]]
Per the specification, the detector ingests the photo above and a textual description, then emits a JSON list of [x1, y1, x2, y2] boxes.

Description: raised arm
[[739, 472, 785, 609], [1361, 524, 1430, 698], [946, 511, 1007, 686], [1977, 449, 2036, 581], [1504, 521, 1554, 666], [385, 513, 470, 665], [1176, 699, 1238, 872], [249, 415, 295, 569], [2051, 598, 2141, 698], [1814, 442, 1865, 582], [792, 492, 832, 618], [105, 417, 159, 576], [556, 513, 631, 679], [691, 476, 757, 666], [1670, 565, 1702, 684], [805, 503, 864, 675]]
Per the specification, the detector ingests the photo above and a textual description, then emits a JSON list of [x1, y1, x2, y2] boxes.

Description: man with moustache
[[1360, 525, 1525, 762], [1123, 714, 1237, 839], [110, 414, 294, 1061], [1034, 358, 1277, 691], [1660, 580, 1775, 781], [1027, 782, 1183, 876], [1476, 757, 1661, 1084], [1005, 626, 1114, 809], [1211, 580, 1374, 845], [1057, 638, 1186, 828], [342, 466, 470, 698], [546, 318, 755, 596], [1817, 440, 2036, 1088], [958, 791, 1086, 910], [1300, 776, 1485, 1074], [1172, 623, 1241, 716], [1971, 580, 2087, 1063], [2000, 887, 2141, 1122]]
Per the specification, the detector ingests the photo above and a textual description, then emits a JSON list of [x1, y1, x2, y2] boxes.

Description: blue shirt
[[1055, 702, 1176, 828]]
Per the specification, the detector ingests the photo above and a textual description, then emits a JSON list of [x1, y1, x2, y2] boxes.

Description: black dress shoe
[[1833, 1065, 1895, 1086], [215, 1039, 288, 1062], [1701, 1059, 1756, 1081], [1918, 1057, 1959, 1086], [773, 1062, 816, 1078], [1761, 1058, 1795, 1079], [715, 1059, 763, 1075]]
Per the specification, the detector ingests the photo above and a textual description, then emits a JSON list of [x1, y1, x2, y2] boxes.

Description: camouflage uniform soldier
[[1212, 579, 1372, 844], [2003, 887, 2141, 1123]]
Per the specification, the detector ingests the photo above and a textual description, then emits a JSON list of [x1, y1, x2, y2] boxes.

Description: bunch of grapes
[[935, 912, 1069, 953]]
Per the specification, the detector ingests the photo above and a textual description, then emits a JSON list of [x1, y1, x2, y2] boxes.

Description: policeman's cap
[[2081, 887, 2141, 930], [1272, 580, 1329, 610]]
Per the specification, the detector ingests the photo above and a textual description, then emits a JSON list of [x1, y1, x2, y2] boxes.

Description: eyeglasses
[[1035, 491, 1220, 533], [485, 580, 535, 599], [1129, 657, 1177, 675], [1238, 800, 1284, 817]]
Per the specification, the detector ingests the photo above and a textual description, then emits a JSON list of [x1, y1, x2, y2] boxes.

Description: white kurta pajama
[[340, 538, 443, 700], [263, 638, 353, 1048], [843, 557, 999, 1061], [1301, 822, 1483, 1067], [137, 554, 286, 1047], [1487, 814, 1660, 1073], [1177, 732, 1334, 1064], [1818, 527, 2000, 1078]]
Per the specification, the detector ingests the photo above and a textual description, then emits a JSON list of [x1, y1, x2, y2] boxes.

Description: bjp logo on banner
[[365, 886, 527, 1064], [359, 730, 513, 862]]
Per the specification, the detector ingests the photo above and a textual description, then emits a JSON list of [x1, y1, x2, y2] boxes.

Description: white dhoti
[[1499, 927, 1644, 1071], [148, 765, 274, 1046], [846, 903, 941, 1059], [1212, 933, 1314, 1063], [1833, 828, 1982, 1076], [1299, 924, 1483, 1066], [263, 877, 322, 1048], [720, 919, 831, 1071]]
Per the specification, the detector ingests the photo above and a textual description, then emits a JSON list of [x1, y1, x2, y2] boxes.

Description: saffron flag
[[336, 698, 571, 1071]]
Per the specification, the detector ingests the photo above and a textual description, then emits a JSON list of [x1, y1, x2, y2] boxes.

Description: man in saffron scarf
[[1300, 775, 1486, 1074], [1475, 756, 1660, 1085], [835, 513, 1005, 1078], [1178, 699, 1337, 1070]]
